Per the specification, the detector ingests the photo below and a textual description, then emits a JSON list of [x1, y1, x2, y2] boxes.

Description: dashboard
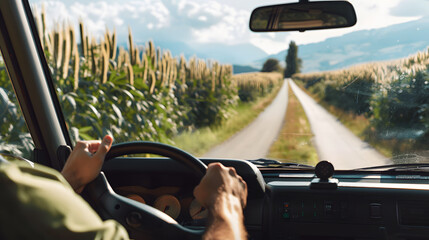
[[102, 158, 429, 240], [264, 171, 429, 240]]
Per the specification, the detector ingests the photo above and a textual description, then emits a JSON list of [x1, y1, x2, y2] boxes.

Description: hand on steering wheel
[[83, 141, 207, 240], [62, 135, 113, 193]]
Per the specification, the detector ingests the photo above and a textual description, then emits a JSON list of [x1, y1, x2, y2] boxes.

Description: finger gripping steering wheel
[[84, 141, 207, 240]]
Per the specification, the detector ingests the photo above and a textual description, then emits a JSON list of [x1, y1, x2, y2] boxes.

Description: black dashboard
[[264, 171, 429, 240], [102, 158, 429, 240]]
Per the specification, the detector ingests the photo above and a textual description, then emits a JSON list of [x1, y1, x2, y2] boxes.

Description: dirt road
[[203, 80, 288, 159], [289, 79, 390, 169]]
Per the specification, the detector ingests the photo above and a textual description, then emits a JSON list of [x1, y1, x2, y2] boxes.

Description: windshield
[[20, 0, 429, 169]]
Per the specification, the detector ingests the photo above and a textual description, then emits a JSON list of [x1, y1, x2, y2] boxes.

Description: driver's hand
[[61, 135, 113, 193], [194, 162, 247, 210]]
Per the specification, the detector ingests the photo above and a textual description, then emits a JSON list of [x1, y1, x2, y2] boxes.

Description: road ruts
[[203, 80, 289, 159], [289, 79, 390, 169]]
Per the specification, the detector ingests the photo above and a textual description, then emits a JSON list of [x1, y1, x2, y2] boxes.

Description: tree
[[261, 58, 280, 72], [284, 41, 302, 78]]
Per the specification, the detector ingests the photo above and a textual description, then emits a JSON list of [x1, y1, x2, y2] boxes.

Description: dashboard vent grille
[[398, 201, 429, 226]]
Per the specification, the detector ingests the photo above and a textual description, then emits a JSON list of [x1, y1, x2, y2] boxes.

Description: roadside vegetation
[[261, 58, 282, 73], [0, 8, 282, 158], [175, 73, 283, 156], [284, 41, 302, 78], [0, 67, 34, 157], [293, 48, 429, 161], [268, 84, 318, 165]]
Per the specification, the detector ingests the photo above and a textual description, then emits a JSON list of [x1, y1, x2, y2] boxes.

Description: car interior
[[1, 0, 429, 239]]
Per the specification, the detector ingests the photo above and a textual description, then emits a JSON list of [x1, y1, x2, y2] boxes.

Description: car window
[[0, 53, 34, 159], [25, 0, 429, 169]]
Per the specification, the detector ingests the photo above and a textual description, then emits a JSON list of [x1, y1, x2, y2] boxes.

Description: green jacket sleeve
[[0, 161, 129, 240]]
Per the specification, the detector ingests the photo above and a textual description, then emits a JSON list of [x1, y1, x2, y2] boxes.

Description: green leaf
[[111, 104, 123, 121], [87, 104, 101, 119], [79, 126, 93, 133], [0, 88, 11, 117], [63, 94, 77, 110], [79, 132, 94, 140]]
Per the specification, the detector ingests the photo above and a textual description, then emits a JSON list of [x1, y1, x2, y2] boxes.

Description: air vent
[[398, 201, 429, 226]]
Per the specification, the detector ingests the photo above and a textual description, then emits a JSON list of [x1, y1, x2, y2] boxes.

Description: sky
[[30, 0, 429, 55]]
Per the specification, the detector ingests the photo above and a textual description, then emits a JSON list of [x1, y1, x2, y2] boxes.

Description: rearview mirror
[[249, 1, 357, 32]]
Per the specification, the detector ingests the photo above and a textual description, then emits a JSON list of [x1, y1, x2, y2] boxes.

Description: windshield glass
[[25, 0, 429, 169]]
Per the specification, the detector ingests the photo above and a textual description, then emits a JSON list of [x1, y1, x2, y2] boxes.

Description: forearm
[[203, 194, 247, 240], [61, 170, 84, 193]]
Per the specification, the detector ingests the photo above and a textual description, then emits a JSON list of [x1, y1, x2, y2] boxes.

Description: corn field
[[233, 72, 283, 102], [0, 7, 281, 158], [294, 48, 429, 155]]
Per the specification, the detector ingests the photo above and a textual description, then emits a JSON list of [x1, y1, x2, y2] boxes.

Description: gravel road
[[203, 80, 288, 159], [289, 79, 390, 169]]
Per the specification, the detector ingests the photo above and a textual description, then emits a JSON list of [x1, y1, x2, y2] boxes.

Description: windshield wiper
[[353, 163, 429, 172], [247, 158, 314, 169]]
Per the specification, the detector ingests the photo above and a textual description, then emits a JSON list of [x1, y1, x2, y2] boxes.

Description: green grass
[[267, 85, 318, 165], [172, 84, 282, 157]]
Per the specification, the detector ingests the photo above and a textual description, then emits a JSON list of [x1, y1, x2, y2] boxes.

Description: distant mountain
[[258, 17, 429, 73], [191, 42, 268, 64], [134, 40, 269, 65], [233, 65, 260, 74]]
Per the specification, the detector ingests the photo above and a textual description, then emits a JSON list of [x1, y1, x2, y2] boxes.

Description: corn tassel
[[61, 25, 71, 79]]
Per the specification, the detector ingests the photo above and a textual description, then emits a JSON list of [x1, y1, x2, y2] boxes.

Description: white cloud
[[250, 36, 290, 54], [32, 0, 172, 40], [32, 0, 254, 46], [250, 0, 421, 54], [352, 0, 419, 30], [390, 0, 429, 17], [191, 3, 249, 44], [30, 0, 423, 55], [198, 16, 207, 22]]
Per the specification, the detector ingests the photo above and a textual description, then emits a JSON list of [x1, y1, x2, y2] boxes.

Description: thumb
[[94, 135, 113, 159]]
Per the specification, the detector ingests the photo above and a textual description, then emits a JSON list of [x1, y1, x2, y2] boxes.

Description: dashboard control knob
[[315, 161, 334, 180]]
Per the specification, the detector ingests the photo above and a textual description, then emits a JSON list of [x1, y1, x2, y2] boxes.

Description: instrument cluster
[[114, 185, 208, 225]]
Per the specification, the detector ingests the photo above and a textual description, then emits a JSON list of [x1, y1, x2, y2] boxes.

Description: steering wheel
[[83, 141, 207, 240]]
